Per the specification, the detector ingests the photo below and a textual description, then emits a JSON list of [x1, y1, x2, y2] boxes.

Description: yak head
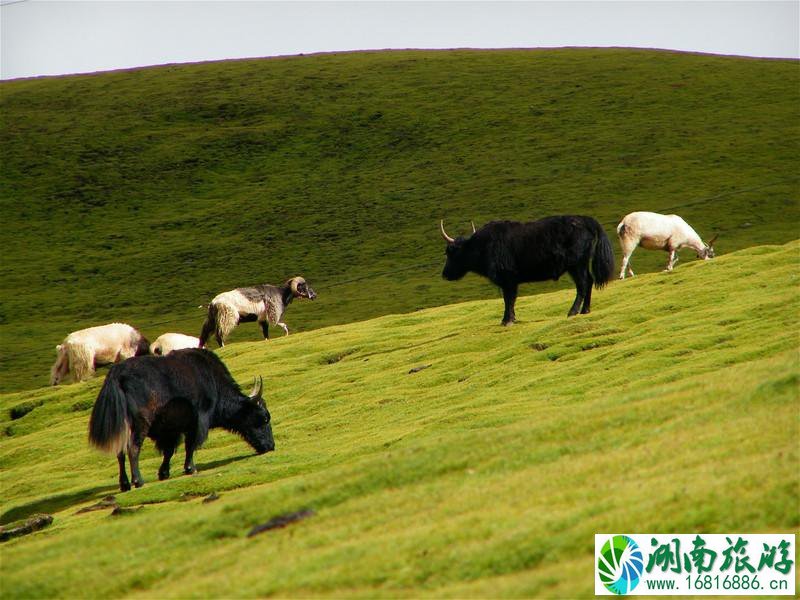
[[440, 220, 478, 281], [289, 276, 317, 301], [238, 376, 275, 454], [699, 234, 719, 260]]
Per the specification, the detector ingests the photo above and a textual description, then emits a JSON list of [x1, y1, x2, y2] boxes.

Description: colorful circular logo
[[597, 535, 644, 595]]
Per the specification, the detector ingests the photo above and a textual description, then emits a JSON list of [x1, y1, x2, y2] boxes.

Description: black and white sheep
[[199, 277, 317, 348]]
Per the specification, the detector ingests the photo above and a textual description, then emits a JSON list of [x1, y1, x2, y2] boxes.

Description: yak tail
[[616, 221, 626, 238], [88, 369, 130, 455], [590, 222, 615, 289]]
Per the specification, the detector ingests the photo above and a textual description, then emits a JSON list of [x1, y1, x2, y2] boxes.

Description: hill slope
[[1, 48, 799, 391], [1, 241, 797, 598]]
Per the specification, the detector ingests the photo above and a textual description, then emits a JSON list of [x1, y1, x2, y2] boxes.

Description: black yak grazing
[[440, 216, 615, 324], [88, 349, 274, 491]]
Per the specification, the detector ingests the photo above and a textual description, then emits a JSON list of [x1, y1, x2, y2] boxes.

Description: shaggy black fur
[[88, 349, 274, 491], [441, 216, 615, 323]]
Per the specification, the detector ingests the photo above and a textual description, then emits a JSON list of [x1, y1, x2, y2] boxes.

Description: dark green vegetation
[[1, 242, 798, 597], [1, 49, 798, 391]]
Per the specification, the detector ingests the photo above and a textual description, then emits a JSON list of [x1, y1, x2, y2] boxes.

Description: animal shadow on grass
[[195, 453, 252, 473], [1, 484, 118, 525], [2, 455, 257, 524]]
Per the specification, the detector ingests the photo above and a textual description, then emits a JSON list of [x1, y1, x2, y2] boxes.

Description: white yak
[[617, 212, 718, 279], [50, 323, 149, 385], [149, 333, 201, 356]]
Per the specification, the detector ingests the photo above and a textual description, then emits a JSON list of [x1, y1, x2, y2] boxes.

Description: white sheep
[[149, 333, 201, 356], [50, 323, 149, 385], [616, 211, 718, 279]]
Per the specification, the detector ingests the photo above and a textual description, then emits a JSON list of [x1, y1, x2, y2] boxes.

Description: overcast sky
[[1, 1, 798, 80]]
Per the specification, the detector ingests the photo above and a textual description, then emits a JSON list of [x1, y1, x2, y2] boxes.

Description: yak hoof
[[132, 479, 144, 489], [184, 466, 197, 475], [158, 470, 170, 481], [120, 481, 132, 492], [501, 320, 515, 327]]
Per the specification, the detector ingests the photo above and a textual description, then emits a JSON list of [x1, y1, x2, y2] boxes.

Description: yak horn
[[249, 376, 263, 400], [470, 221, 476, 234], [707, 233, 719, 247], [440, 220, 455, 243]]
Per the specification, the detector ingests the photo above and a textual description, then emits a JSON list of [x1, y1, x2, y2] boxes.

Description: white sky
[[1, 1, 798, 80]]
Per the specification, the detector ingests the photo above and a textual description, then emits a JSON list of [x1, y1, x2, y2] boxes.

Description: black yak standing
[[89, 349, 274, 491], [440, 216, 615, 324]]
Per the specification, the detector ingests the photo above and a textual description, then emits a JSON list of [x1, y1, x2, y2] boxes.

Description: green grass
[[1, 241, 798, 598], [1, 48, 799, 391]]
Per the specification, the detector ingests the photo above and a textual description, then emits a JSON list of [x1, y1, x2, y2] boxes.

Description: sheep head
[[288, 276, 317, 300]]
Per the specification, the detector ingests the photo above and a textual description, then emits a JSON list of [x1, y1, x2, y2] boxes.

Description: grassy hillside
[[1, 48, 799, 392], [1, 241, 797, 598]]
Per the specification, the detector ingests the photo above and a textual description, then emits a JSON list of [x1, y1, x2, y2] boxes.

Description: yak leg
[[259, 320, 270, 340], [567, 269, 589, 317], [158, 446, 175, 481], [619, 237, 640, 279], [277, 322, 289, 336], [183, 430, 198, 475], [620, 252, 635, 279], [214, 329, 224, 348], [117, 452, 131, 492], [568, 293, 584, 317], [127, 434, 145, 488], [501, 283, 518, 326], [665, 249, 677, 271], [581, 273, 594, 314], [158, 435, 179, 481]]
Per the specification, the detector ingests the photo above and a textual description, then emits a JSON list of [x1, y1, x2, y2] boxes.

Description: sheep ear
[[707, 234, 719, 247]]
